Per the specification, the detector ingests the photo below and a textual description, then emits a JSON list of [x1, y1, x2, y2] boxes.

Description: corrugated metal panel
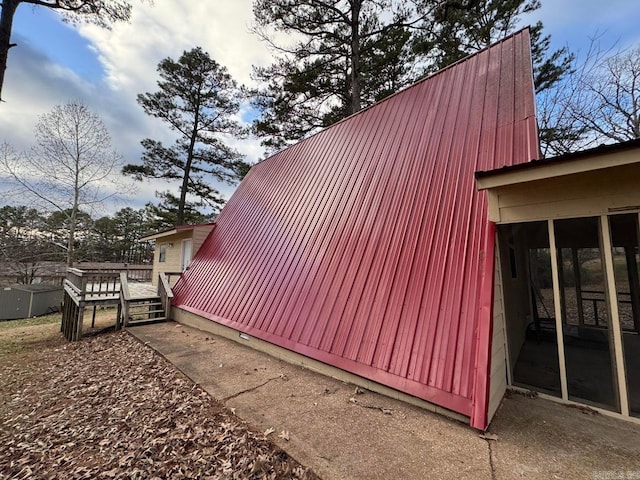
[[173, 29, 538, 428]]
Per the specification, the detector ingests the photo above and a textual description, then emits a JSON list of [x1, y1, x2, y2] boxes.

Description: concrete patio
[[130, 321, 640, 480]]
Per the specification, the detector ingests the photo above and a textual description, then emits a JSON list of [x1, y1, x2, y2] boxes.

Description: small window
[[159, 244, 167, 263]]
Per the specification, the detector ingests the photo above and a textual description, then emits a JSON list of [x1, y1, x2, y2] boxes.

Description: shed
[[476, 138, 640, 423], [0, 284, 63, 320], [170, 29, 538, 430], [139, 223, 216, 285]]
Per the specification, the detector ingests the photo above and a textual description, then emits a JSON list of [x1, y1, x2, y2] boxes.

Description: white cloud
[[0, 38, 96, 150], [3, 0, 639, 218], [1, 0, 270, 215], [79, 0, 270, 92]]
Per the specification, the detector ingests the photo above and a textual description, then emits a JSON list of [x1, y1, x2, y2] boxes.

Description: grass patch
[[0, 313, 61, 331], [0, 308, 117, 357]]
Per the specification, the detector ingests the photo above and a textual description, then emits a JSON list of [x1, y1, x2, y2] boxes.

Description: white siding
[[488, 247, 508, 423], [493, 163, 640, 223], [151, 231, 192, 285], [149, 225, 215, 286], [192, 225, 215, 253]]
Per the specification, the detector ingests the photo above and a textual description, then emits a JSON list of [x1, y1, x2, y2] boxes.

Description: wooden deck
[[61, 268, 177, 341], [82, 282, 157, 302]]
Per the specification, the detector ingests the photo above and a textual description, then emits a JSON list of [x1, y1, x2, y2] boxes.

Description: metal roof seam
[[172, 30, 538, 429]]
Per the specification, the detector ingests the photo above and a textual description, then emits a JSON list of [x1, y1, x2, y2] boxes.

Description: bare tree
[[0, 101, 132, 266], [539, 43, 640, 157], [536, 42, 600, 158], [569, 47, 640, 144], [0, 0, 140, 102], [0, 204, 54, 285]]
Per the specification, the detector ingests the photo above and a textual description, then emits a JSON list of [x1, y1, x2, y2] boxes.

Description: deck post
[[116, 302, 122, 330], [74, 304, 85, 341]]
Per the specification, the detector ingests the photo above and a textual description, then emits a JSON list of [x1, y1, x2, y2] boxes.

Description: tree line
[[1, 0, 639, 276], [0, 203, 214, 284], [0, 205, 148, 284]]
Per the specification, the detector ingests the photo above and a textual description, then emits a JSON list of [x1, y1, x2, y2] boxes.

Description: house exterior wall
[[192, 225, 215, 254], [480, 148, 640, 423], [489, 162, 640, 224], [151, 231, 193, 286], [148, 225, 215, 286], [496, 225, 533, 371], [488, 248, 508, 422]]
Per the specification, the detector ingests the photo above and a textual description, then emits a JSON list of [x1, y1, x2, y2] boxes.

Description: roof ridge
[[255, 26, 532, 165]]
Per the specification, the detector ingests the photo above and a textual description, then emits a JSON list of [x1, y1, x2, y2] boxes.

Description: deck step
[[130, 294, 161, 300], [130, 309, 166, 316], [127, 317, 168, 326]]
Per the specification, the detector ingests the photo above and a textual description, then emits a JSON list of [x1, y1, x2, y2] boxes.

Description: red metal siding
[[173, 29, 538, 428]]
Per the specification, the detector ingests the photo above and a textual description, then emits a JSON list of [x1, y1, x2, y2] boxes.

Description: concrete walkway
[[130, 322, 640, 480]]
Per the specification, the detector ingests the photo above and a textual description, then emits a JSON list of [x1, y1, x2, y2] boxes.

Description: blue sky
[[1, 0, 640, 215], [13, 7, 103, 81]]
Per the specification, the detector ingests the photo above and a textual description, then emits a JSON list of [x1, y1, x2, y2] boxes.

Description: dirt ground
[[0, 313, 317, 479]]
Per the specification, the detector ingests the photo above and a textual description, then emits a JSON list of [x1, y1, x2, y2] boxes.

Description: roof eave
[[139, 228, 186, 242], [139, 222, 216, 242], [476, 139, 640, 190]]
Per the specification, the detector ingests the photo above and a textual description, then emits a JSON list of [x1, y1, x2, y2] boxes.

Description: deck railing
[[65, 268, 121, 303], [158, 272, 174, 321], [74, 263, 153, 282], [117, 272, 132, 329]]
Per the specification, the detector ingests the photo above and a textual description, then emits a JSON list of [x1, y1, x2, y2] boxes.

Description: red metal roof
[[172, 29, 538, 429]]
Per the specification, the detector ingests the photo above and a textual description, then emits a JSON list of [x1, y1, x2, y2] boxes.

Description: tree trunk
[[69, 142, 80, 267], [178, 105, 201, 226], [0, 0, 20, 102], [67, 205, 77, 267], [350, 0, 362, 114]]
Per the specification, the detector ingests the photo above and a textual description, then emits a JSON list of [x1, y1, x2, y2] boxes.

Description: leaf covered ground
[[0, 323, 318, 479]]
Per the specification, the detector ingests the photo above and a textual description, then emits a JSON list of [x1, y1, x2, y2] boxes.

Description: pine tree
[[123, 47, 249, 226], [251, 0, 426, 151], [412, 0, 573, 93]]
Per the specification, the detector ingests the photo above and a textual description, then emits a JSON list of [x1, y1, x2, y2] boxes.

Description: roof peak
[[257, 27, 532, 164]]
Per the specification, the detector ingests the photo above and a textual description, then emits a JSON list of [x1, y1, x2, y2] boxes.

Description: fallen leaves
[[566, 403, 599, 416], [0, 331, 318, 480]]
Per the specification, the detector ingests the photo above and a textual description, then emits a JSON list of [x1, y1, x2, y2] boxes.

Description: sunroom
[[476, 139, 640, 422]]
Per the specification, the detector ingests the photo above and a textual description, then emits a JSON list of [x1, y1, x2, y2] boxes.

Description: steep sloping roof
[[173, 29, 538, 429]]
